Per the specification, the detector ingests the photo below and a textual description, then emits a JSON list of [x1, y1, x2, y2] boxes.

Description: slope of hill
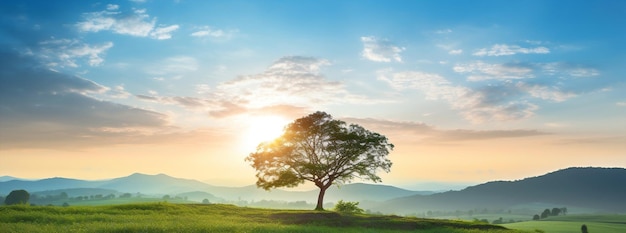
[[377, 167, 626, 214], [0, 173, 424, 203]]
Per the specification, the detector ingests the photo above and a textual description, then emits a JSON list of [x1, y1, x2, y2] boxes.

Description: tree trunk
[[315, 186, 328, 211]]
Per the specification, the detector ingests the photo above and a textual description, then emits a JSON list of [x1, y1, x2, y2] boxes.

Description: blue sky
[[1, 0, 625, 189]]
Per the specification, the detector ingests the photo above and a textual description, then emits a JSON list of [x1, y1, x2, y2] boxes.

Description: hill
[[377, 167, 626, 214], [0, 173, 425, 204], [0, 203, 519, 232]]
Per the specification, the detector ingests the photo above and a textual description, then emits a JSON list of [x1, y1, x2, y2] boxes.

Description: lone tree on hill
[[246, 111, 394, 210], [4, 189, 30, 205]]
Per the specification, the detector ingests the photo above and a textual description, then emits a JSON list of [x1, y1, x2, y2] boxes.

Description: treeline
[[532, 207, 567, 220]]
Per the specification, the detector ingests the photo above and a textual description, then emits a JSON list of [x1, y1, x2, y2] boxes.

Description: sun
[[241, 115, 290, 152]]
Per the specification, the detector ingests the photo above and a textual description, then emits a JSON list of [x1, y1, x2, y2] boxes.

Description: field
[[0, 203, 525, 233], [502, 214, 626, 233]]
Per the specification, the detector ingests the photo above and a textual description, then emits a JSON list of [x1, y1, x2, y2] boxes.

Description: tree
[[202, 198, 210, 204], [540, 209, 551, 219], [4, 190, 30, 205], [246, 111, 394, 210], [581, 224, 588, 233], [334, 200, 364, 214], [551, 207, 561, 216], [532, 214, 540, 220]]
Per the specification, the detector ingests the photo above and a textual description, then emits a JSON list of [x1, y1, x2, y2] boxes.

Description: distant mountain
[[97, 173, 216, 194], [0, 177, 98, 194], [0, 176, 23, 182], [376, 167, 626, 214], [0, 173, 425, 204]]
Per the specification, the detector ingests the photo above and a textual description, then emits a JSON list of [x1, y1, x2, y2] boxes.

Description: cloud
[[361, 36, 405, 62], [617, 102, 626, 107], [448, 49, 463, 55], [190, 26, 237, 39], [0, 51, 170, 149], [150, 25, 180, 40], [378, 70, 538, 123], [453, 61, 534, 81], [541, 63, 600, 77], [39, 39, 113, 67], [216, 56, 363, 108], [473, 44, 550, 56], [76, 6, 178, 40], [343, 117, 548, 142], [136, 56, 377, 118], [516, 82, 576, 102]]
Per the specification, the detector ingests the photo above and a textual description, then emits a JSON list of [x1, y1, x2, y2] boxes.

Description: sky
[[1, 0, 625, 191]]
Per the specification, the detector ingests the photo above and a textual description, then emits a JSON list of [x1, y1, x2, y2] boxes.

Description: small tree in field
[[334, 200, 364, 214], [4, 190, 30, 205], [246, 111, 394, 210]]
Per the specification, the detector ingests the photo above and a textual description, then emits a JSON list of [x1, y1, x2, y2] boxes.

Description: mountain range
[[1, 167, 624, 214]]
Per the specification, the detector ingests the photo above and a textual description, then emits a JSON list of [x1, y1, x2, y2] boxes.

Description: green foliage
[[0, 203, 521, 233], [246, 111, 394, 210], [5, 190, 30, 205], [333, 200, 364, 214], [503, 214, 626, 233]]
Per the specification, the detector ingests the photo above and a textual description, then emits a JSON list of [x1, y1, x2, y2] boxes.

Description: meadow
[[502, 214, 626, 233], [0, 203, 524, 233]]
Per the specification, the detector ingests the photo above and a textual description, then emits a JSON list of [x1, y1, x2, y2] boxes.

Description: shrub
[[333, 200, 363, 214], [4, 190, 30, 205]]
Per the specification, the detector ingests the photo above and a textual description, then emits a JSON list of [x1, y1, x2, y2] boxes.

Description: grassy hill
[[0, 203, 523, 233], [503, 214, 626, 233], [378, 167, 626, 214]]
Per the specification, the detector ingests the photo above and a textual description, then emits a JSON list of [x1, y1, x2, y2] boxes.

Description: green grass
[[502, 214, 626, 233], [0, 203, 525, 232]]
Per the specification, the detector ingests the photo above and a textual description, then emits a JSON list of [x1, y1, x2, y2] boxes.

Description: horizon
[[1, 166, 621, 192], [1, 1, 625, 189]]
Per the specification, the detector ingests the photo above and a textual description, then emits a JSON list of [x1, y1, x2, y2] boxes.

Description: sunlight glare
[[242, 115, 290, 152]]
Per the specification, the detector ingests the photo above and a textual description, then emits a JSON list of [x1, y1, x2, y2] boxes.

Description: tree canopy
[[4, 189, 30, 205], [245, 111, 394, 210]]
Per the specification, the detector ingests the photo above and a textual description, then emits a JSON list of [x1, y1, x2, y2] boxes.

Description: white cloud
[[106, 4, 119, 11], [361, 36, 405, 62], [453, 61, 534, 81], [617, 102, 626, 107], [77, 6, 177, 40], [541, 63, 600, 77], [473, 44, 550, 56], [39, 39, 113, 67], [378, 70, 538, 123], [448, 49, 463, 55], [435, 29, 452, 34], [516, 82, 576, 102], [190, 26, 236, 39], [150, 25, 180, 40]]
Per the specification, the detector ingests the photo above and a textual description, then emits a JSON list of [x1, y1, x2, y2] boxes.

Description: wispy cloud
[[0, 51, 169, 149], [378, 70, 538, 123], [76, 6, 178, 39], [39, 39, 113, 67], [541, 62, 599, 77], [137, 56, 378, 118], [190, 26, 237, 39], [343, 117, 548, 142], [473, 44, 550, 56], [361, 36, 405, 62], [453, 61, 534, 81], [516, 82, 576, 102], [617, 102, 626, 107]]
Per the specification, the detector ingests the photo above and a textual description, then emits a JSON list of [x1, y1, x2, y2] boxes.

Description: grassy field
[[502, 214, 626, 233], [0, 203, 526, 232]]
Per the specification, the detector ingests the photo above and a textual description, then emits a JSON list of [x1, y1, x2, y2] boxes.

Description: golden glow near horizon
[[240, 115, 291, 153]]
